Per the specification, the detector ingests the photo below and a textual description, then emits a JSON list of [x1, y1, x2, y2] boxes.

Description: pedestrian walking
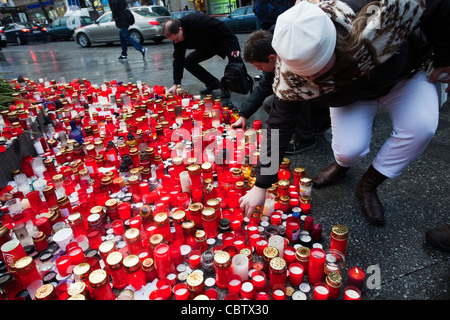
[[109, 0, 148, 60], [239, 0, 450, 226], [163, 13, 240, 99]]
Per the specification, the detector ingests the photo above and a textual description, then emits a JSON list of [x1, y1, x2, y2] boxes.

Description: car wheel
[[152, 37, 164, 44], [77, 33, 91, 47], [129, 30, 143, 45]]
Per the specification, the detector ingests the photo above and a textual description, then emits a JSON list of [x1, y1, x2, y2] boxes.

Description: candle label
[[292, 227, 300, 241]]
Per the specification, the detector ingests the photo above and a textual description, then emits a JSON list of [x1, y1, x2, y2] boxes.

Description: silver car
[[74, 8, 169, 48]]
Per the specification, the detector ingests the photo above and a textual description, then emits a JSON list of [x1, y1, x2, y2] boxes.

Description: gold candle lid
[[35, 284, 55, 300], [106, 251, 123, 269], [214, 251, 231, 268], [269, 257, 287, 271], [123, 254, 140, 273], [331, 224, 349, 240], [89, 269, 108, 288], [149, 234, 164, 246], [263, 246, 279, 261], [202, 207, 216, 221], [186, 272, 204, 290], [326, 271, 342, 288], [189, 202, 203, 214], [125, 228, 140, 242], [67, 281, 87, 296], [73, 262, 91, 280]]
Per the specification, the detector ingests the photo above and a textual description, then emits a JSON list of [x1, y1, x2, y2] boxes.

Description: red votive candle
[[86, 229, 103, 250], [329, 224, 349, 256], [153, 243, 175, 279], [272, 289, 286, 300], [240, 281, 255, 300], [118, 201, 132, 221], [303, 216, 314, 232], [270, 213, 282, 226], [344, 286, 361, 300], [174, 283, 190, 300], [285, 216, 301, 243], [251, 270, 266, 291], [112, 219, 125, 235], [347, 266, 366, 290], [313, 282, 329, 300], [68, 246, 85, 265], [228, 274, 242, 295], [308, 248, 326, 285], [55, 255, 71, 277], [188, 250, 202, 270], [255, 238, 268, 256], [288, 263, 304, 286], [35, 216, 52, 237]]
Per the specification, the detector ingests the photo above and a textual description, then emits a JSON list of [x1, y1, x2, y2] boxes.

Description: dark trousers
[[184, 50, 222, 87], [119, 27, 142, 56]]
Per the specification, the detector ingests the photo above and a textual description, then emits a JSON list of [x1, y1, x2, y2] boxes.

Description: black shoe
[[118, 55, 127, 61], [200, 82, 221, 95], [285, 137, 316, 155]]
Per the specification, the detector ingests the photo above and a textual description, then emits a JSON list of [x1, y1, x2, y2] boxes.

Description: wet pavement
[[0, 35, 449, 300]]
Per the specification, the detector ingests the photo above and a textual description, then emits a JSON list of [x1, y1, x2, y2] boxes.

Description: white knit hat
[[272, 1, 336, 77]]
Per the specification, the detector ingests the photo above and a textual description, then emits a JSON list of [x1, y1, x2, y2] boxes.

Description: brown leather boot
[[355, 165, 388, 225], [425, 225, 450, 252], [313, 162, 350, 188]]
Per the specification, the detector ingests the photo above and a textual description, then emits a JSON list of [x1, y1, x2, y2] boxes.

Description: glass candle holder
[[123, 254, 146, 291], [288, 263, 305, 287]]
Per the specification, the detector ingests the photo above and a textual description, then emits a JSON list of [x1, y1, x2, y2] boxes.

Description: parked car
[[170, 10, 202, 19], [0, 27, 7, 47], [47, 16, 93, 41], [3, 22, 48, 45], [220, 6, 257, 32], [74, 8, 169, 48], [132, 5, 171, 17]]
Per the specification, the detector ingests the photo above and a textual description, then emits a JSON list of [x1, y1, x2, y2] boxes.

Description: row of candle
[[0, 77, 366, 300]]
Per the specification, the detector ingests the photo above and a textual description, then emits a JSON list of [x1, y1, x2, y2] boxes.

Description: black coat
[[172, 13, 241, 85], [109, 0, 129, 28]]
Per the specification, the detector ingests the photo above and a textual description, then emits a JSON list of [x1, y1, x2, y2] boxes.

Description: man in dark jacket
[[109, 0, 148, 60], [233, 29, 330, 154], [163, 13, 240, 98]]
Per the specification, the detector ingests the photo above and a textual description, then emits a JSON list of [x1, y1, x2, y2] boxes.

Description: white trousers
[[330, 71, 439, 179]]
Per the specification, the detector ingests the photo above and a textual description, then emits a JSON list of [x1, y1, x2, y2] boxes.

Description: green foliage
[[0, 77, 17, 111]]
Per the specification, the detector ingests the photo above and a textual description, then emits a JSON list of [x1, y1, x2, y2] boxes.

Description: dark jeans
[[119, 27, 142, 56], [262, 94, 314, 142], [184, 50, 223, 87]]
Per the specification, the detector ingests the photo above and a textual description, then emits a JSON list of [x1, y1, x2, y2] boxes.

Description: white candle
[[268, 235, 284, 258], [179, 171, 191, 193], [232, 254, 249, 281]]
